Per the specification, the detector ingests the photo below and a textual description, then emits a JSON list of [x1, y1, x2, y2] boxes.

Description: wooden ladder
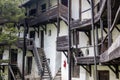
[[37, 48, 52, 80]]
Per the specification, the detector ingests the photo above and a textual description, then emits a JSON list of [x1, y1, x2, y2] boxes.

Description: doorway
[[10, 49, 18, 64], [98, 70, 109, 80], [26, 56, 32, 74], [40, 31, 44, 48]]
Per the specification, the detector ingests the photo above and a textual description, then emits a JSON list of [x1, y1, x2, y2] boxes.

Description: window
[[29, 8, 37, 16], [48, 30, 51, 36], [98, 71, 109, 80], [26, 56, 32, 74], [41, 4, 46, 12], [29, 31, 35, 39]]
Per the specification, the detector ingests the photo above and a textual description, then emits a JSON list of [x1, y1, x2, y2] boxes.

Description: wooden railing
[[21, 4, 68, 26], [71, 0, 107, 29], [59, 4, 68, 22], [28, 5, 58, 26], [56, 36, 69, 51]]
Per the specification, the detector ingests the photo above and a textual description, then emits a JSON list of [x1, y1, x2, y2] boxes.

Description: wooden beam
[[63, 51, 68, 58], [101, 6, 120, 45], [53, 23, 58, 28], [116, 26, 120, 32], [103, 28, 107, 34], [90, 0, 98, 80], [107, 0, 112, 47], [68, 0, 72, 79], [108, 65, 119, 79], [41, 25, 47, 34], [79, 0, 82, 20], [81, 65, 92, 76]]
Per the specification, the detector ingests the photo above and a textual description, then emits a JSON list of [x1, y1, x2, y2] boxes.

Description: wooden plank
[[76, 56, 100, 65], [56, 36, 69, 51]]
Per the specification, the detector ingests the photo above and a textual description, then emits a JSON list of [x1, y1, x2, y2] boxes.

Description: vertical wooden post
[[57, 0, 60, 36], [100, 19, 103, 54], [8, 45, 11, 80], [107, 0, 112, 47], [95, 26, 99, 55], [90, 0, 98, 80], [79, 0, 81, 20], [48, 0, 51, 7], [68, 0, 72, 80], [22, 19, 28, 80]]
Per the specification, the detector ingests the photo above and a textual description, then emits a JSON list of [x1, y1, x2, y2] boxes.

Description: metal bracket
[[81, 65, 92, 76], [108, 65, 119, 79]]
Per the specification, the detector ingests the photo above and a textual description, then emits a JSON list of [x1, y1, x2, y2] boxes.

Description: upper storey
[[20, 0, 68, 26]]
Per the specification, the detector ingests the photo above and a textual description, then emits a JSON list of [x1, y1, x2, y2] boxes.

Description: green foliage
[[0, 0, 25, 21], [0, 25, 18, 45]]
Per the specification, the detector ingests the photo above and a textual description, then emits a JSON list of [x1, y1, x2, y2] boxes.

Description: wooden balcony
[[19, 4, 68, 27], [16, 38, 34, 50], [71, 0, 120, 31], [100, 36, 120, 64], [70, 0, 106, 30], [76, 56, 100, 65], [56, 36, 69, 51]]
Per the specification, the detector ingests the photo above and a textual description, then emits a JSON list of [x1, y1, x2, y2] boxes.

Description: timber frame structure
[[20, 0, 120, 80], [0, 0, 119, 80]]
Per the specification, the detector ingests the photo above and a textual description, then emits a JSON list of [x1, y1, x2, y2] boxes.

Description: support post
[[90, 0, 98, 80], [68, 0, 72, 80], [57, 0, 60, 36], [95, 26, 99, 55], [107, 0, 112, 47], [22, 19, 28, 80], [79, 0, 81, 20], [100, 19, 103, 54]]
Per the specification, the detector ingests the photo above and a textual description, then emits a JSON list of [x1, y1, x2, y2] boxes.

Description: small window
[[48, 30, 51, 36], [41, 4, 46, 12]]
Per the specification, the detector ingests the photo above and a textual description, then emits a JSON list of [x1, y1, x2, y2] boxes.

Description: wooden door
[[98, 71, 109, 80], [41, 31, 44, 48], [11, 49, 18, 64]]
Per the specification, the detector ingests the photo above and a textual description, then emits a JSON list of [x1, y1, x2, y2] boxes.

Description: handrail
[[37, 5, 58, 16], [42, 49, 52, 80], [8, 65, 17, 80], [101, 6, 120, 44], [81, 1, 100, 14], [32, 39, 43, 74]]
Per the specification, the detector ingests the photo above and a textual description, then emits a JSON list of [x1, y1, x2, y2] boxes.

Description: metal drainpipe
[[90, 0, 98, 80], [68, 0, 72, 80]]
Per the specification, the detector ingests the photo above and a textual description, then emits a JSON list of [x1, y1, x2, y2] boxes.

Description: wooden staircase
[[53, 68, 61, 80], [9, 65, 22, 80], [37, 48, 52, 80]]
